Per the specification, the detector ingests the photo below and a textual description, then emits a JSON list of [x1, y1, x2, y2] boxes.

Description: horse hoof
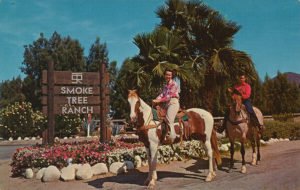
[[213, 171, 216, 177], [147, 180, 156, 189], [205, 176, 213, 182], [144, 179, 150, 186], [251, 153, 257, 166], [147, 184, 155, 190], [257, 161, 260, 165], [240, 165, 247, 174], [205, 172, 216, 182]]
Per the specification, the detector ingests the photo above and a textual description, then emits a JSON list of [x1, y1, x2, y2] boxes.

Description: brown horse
[[226, 94, 264, 173], [128, 90, 221, 188]]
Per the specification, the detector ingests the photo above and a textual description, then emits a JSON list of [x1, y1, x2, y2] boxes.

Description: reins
[[228, 104, 249, 125], [135, 98, 161, 132], [137, 124, 158, 131], [228, 117, 247, 125]]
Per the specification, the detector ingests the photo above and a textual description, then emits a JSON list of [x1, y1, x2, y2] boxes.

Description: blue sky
[[0, 0, 299, 82]]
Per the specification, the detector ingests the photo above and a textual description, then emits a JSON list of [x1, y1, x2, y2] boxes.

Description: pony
[[225, 94, 264, 173], [128, 90, 221, 188]]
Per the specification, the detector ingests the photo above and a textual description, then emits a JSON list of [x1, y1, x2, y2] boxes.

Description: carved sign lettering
[[42, 71, 101, 115]]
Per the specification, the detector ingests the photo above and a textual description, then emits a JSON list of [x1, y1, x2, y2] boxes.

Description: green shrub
[[0, 102, 46, 139], [272, 113, 294, 122], [55, 114, 82, 138], [262, 120, 300, 141]]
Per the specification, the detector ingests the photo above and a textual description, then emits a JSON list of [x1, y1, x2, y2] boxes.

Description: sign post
[[100, 62, 107, 143], [42, 64, 110, 145], [42, 61, 55, 145]]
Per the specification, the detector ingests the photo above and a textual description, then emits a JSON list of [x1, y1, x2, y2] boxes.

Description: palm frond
[[209, 48, 257, 80]]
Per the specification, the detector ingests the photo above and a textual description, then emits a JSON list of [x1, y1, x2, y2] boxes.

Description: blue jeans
[[243, 99, 262, 127], [242, 99, 255, 114]]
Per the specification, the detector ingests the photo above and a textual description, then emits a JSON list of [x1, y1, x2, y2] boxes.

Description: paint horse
[[225, 93, 264, 173], [128, 90, 221, 188]]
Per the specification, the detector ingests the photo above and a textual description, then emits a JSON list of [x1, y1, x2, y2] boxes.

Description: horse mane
[[128, 89, 148, 128], [230, 93, 245, 113], [135, 100, 145, 127]]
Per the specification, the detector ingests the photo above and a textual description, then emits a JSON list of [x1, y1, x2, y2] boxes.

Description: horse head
[[232, 93, 243, 114], [228, 94, 248, 125], [128, 90, 144, 126]]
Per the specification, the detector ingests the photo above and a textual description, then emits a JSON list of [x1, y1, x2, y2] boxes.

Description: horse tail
[[211, 129, 222, 166]]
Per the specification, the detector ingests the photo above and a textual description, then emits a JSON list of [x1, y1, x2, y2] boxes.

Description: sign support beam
[[100, 62, 107, 143], [42, 61, 55, 145]]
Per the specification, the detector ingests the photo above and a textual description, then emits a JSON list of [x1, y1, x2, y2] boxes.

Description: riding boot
[[250, 113, 262, 131], [164, 122, 177, 144]]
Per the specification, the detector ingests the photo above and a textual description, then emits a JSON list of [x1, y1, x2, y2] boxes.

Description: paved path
[[0, 141, 299, 190], [0, 145, 27, 160]]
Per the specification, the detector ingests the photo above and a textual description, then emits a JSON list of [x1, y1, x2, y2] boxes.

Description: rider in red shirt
[[218, 74, 262, 133], [233, 79, 251, 100]]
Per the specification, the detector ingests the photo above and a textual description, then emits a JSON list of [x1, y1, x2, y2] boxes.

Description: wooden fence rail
[[213, 113, 300, 120]]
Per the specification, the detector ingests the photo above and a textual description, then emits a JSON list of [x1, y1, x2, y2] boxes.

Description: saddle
[[153, 106, 206, 145], [152, 106, 189, 122]]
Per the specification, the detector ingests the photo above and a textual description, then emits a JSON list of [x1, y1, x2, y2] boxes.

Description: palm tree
[[156, 0, 259, 112], [133, 27, 201, 90]]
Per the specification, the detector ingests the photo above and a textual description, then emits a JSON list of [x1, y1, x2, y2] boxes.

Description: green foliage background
[[262, 120, 300, 141], [0, 102, 46, 139]]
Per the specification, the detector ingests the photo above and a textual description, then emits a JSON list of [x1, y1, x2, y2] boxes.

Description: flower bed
[[11, 138, 207, 177], [11, 139, 143, 176]]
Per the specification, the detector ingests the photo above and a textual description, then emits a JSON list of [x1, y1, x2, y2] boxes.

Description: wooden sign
[[42, 86, 100, 95], [43, 105, 100, 115], [42, 70, 100, 85], [42, 96, 100, 105], [42, 70, 105, 115], [42, 63, 110, 144]]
